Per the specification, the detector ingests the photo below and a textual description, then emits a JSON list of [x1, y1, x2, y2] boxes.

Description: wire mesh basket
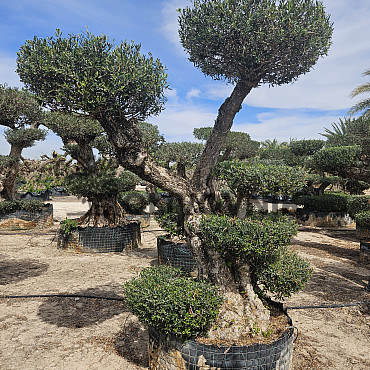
[[157, 237, 197, 273], [57, 221, 141, 253]]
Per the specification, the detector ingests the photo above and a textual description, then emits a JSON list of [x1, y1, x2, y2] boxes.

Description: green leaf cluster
[[60, 218, 79, 233], [354, 211, 370, 228], [4, 127, 47, 148], [17, 30, 168, 121], [199, 214, 311, 299], [119, 191, 149, 214], [312, 146, 362, 173], [255, 247, 312, 300], [0, 84, 44, 129], [123, 265, 223, 339], [63, 169, 139, 199], [215, 161, 307, 198], [154, 197, 184, 237], [178, 0, 332, 85], [347, 195, 370, 218]]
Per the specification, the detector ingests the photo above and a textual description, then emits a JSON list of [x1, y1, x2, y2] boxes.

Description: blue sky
[[0, 0, 369, 158]]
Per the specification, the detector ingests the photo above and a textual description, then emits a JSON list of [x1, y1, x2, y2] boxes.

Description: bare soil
[[0, 196, 369, 369]]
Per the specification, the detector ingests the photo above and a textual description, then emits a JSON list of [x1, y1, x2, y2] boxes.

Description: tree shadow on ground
[[37, 286, 127, 328], [303, 264, 369, 303], [317, 228, 359, 243], [114, 315, 149, 368], [293, 239, 360, 262], [0, 259, 49, 285]]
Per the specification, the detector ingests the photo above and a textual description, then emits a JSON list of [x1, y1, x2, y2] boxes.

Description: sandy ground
[[0, 196, 369, 369]]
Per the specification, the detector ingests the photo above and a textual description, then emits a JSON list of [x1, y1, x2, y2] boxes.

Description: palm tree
[[260, 138, 288, 149], [320, 117, 353, 146], [349, 68, 370, 117]]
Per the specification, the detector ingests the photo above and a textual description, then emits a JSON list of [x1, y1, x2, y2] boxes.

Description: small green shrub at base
[[60, 218, 79, 233], [123, 265, 223, 340]]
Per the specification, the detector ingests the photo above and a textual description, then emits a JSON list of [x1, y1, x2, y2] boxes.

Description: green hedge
[[355, 211, 370, 228], [123, 266, 223, 339], [293, 193, 349, 213], [347, 195, 370, 218], [0, 199, 45, 213]]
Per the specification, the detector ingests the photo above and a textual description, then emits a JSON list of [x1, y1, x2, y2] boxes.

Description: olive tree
[[215, 161, 308, 217], [0, 84, 46, 200], [17, 0, 332, 341], [194, 127, 260, 161], [43, 111, 139, 226]]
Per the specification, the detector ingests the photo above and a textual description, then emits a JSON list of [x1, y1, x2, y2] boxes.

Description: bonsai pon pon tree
[[0, 84, 47, 200], [17, 0, 333, 342]]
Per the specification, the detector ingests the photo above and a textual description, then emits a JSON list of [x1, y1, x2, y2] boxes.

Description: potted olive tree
[[17, 0, 332, 367], [43, 112, 141, 253]]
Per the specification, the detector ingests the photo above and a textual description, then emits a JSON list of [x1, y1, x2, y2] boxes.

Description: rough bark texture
[[0, 145, 23, 200], [77, 197, 127, 227], [97, 80, 270, 340]]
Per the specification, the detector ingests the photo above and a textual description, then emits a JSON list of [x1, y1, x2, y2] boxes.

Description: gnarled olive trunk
[[77, 196, 126, 228], [184, 206, 270, 342], [99, 79, 270, 341], [0, 145, 23, 200]]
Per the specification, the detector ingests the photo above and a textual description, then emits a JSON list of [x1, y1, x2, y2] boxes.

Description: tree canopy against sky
[[0, 84, 46, 200], [16, 0, 333, 341]]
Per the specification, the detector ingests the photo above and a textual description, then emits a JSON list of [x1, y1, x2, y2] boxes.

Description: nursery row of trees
[[0, 0, 368, 345]]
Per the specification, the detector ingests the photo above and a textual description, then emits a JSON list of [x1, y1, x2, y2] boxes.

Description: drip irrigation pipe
[[1, 294, 368, 311], [1, 294, 125, 301]]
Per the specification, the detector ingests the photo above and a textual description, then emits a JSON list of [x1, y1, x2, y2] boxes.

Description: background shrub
[[123, 265, 223, 339], [119, 191, 148, 214], [0, 199, 45, 213], [347, 195, 370, 218], [293, 193, 349, 213], [154, 197, 184, 236], [355, 211, 370, 228]]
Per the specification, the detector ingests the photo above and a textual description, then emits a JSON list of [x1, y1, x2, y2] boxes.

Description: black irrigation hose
[[1, 294, 368, 311], [1, 293, 125, 302], [285, 300, 369, 311]]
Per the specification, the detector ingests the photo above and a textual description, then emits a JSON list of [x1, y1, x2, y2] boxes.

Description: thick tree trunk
[[77, 197, 126, 227], [0, 145, 23, 200], [184, 210, 270, 342], [97, 79, 270, 341]]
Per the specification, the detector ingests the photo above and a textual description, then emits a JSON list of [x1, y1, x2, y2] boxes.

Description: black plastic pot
[[148, 307, 294, 370], [157, 237, 197, 273], [57, 222, 141, 253], [0, 203, 53, 229]]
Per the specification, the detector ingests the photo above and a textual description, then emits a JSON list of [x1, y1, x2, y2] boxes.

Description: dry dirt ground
[[0, 196, 369, 370]]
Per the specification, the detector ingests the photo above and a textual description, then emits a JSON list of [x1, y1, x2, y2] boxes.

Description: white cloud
[[161, 0, 370, 113], [186, 88, 201, 100], [160, 0, 189, 55], [0, 54, 22, 88], [233, 111, 341, 143], [149, 104, 215, 142]]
